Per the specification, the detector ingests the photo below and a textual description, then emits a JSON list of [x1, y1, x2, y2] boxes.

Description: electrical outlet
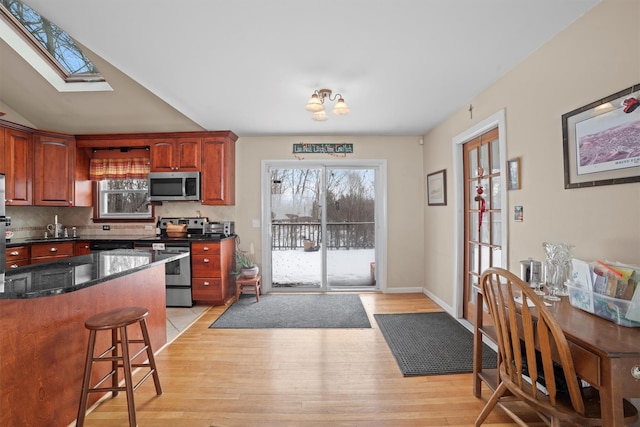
[[144, 225, 153, 231], [252, 219, 261, 228], [102, 225, 110, 231]]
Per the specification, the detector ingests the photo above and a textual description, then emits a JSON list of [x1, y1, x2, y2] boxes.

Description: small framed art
[[426, 169, 447, 206], [507, 157, 521, 190]]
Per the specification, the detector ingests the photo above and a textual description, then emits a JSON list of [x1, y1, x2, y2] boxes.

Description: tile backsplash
[[5, 204, 237, 239]]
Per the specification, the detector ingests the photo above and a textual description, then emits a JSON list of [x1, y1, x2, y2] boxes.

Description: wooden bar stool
[[77, 306, 162, 427], [236, 275, 262, 302]]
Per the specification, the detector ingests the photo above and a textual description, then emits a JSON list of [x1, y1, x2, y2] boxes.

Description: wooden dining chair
[[475, 267, 638, 427]]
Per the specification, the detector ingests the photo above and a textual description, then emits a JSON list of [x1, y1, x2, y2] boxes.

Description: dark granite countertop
[[0, 249, 188, 300], [6, 234, 234, 247], [6, 235, 154, 247]]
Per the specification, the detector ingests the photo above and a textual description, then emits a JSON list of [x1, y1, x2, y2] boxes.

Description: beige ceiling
[[1, 0, 600, 137]]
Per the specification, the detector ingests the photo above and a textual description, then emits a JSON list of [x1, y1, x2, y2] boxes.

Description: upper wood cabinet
[[201, 135, 236, 205], [4, 127, 33, 206], [77, 130, 238, 205], [34, 132, 76, 206], [0, 127, 5, 174], [149, 138, 201, 172]]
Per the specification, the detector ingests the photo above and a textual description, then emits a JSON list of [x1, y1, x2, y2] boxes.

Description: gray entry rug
[[374, 312, 497, 376], [210, 294, 372, 329]]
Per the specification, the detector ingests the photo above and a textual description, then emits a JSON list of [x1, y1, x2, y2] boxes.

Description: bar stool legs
[[77, 306, 162, 427]]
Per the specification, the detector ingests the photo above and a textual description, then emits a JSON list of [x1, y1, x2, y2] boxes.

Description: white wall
[[422, 0, 640, 307], [236, 135, 425, 291]]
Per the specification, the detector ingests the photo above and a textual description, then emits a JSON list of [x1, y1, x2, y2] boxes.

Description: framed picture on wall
[[426, 169, 447, 206], [507, 157, 521, 190], [562, 83, 640, 189]]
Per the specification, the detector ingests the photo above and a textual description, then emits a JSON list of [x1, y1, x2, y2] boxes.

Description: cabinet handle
[[9, 251, 19, 256], [50, 247, 58, 252], [203, 258, 210, 263], [10, 264, 18, 268], [203, 281, 210, 286], [203, 246, 210, 251]]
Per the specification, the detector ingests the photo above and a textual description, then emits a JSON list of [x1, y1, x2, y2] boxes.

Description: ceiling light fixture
[[306, 88, 350, 121]]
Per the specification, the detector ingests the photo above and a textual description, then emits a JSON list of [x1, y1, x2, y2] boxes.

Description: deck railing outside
[[271, 221, 375, 250]]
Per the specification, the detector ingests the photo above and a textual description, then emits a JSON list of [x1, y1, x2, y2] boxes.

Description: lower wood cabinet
[[190, 238, 235, 305], [30, 242, 75, 264], [5, 245, 29, 269]]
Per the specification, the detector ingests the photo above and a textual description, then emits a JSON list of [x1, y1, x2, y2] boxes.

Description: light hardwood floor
[[80, 293, 543, 426]]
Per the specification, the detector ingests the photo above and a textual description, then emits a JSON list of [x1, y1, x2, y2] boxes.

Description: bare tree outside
[[100, 179, 150, 217]]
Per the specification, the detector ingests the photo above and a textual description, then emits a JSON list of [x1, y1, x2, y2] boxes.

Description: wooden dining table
[[473, 288, 640, 426]]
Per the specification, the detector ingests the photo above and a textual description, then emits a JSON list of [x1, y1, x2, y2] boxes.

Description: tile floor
[[165, 305, 210, 342]]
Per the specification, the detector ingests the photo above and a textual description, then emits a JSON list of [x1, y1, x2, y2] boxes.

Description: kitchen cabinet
[[5, 245, 29, 269], [0, 127, 4, 174], [201, 133, 236, 205], [30, 241, 75, 264], [4, 126, 33, 206], [149, 138, 200, 172], [74, 241, 91, 256], [191, 238, 235, 304], [33, 132, 76, 206]]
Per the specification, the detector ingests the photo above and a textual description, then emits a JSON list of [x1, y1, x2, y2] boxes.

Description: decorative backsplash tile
[[5, 204, 236, 239]]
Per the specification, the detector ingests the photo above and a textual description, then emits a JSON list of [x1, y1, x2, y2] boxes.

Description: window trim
[[92, 181, 156, 223]]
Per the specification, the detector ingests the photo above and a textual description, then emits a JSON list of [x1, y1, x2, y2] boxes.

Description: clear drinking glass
[[542, 262, 560, 301]]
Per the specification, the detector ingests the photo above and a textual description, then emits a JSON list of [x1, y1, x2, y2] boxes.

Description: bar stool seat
[[77, 306, 162, 427], [236, 275, 262, 302]]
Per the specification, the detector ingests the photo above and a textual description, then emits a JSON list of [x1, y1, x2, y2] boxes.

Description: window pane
[[0, 0, 103, 80], [491, 176, 501, 209], [103, 192, 149, 215], [491, 211, 502, 245], [479, 144, 489, 175], [469, 148, 478, 177], [99, 179, 151, 218], [490, 138, 500, 174]]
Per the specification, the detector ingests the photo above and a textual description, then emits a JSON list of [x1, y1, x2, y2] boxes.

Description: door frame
[[260, 159, 388, 293], [451, 109, 508, 318]]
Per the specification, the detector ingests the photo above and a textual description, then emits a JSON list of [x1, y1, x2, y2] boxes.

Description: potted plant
[[235, 240, 259, 278]]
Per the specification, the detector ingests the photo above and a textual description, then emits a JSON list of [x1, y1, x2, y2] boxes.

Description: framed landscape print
[[507, 157, 521, 190], [426, 169, 446, 206], [562, 83, 640, 189]]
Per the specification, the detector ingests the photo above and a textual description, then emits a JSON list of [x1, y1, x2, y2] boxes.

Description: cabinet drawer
[[6, 246, 29, 261], [192, 277, 222, 301], [30, 242, 75, 258], [6, 259, 30, 269], [74, 241, 91, 256], [191, 254, 221, 277], [191, 241, 220, 255]]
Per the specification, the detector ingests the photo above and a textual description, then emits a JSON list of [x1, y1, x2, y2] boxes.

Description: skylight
[[0, 0, 105, 84]]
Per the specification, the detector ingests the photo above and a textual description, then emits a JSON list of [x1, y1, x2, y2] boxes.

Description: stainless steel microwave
[[148, 171, 201, 201]]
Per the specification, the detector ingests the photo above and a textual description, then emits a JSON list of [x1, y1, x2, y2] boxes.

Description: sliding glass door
[[266, 162, 380, 292]]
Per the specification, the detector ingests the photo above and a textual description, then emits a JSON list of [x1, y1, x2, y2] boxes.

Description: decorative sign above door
[[293, 143, 354, 154]]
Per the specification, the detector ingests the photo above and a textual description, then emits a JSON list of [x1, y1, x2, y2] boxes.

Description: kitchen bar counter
[[1, 249, 188, 299], [0, 249, 172, 426]]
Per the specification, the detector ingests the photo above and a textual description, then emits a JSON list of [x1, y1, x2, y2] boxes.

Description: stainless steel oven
[[134, 241, 192, 307]]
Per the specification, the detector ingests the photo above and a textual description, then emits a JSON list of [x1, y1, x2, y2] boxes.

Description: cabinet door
[[201, 137, 235, 205], [149, 140, 176, 171], [175, 138, 201, 171], [0, 127, 5, 174], [34, 134, 75, 206], [4, 127, 33, 205]]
